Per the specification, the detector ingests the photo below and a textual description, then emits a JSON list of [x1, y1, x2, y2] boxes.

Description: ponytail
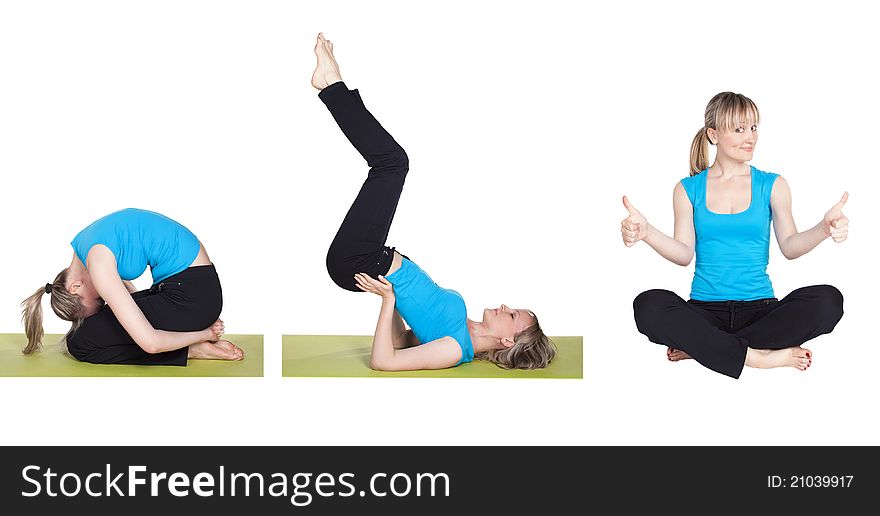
[[20, 287, 46, 355], [20, 269, 83, 355], [690, 127, 710, 176]]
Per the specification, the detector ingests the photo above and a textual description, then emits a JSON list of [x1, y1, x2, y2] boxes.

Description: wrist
[[643, 223, 656, 243]]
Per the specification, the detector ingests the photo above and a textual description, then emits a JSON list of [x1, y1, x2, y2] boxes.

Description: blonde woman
[[21, 208, 243, 365], [312, 33, 555, 371], [622, 92, 846, 378]]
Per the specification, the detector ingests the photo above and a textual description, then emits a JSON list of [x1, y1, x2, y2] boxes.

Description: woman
[[622, 92, 846, 379], [312, 33, 555, 371], [21, 208, 244, 365]]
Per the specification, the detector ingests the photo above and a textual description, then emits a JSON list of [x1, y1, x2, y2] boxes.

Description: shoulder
[[769, 175, 791, 201], [752, 166, 780, 184], [436, 335, 459, 347], [680, 172, 702, 186], [437, 334, 472, 365], [678, 173, 702, 204], [427, 336, 466, 364], [679, 172, 704, 191], [85, 244, 117, 264]]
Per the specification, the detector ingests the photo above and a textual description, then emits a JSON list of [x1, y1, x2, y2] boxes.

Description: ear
[[500, 336, 515, 349], [68, 280, 83, 295], [706, 127, 717, 145]]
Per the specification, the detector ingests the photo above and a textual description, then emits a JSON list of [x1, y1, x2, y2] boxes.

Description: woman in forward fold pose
[[312, 33, 555, 371], [622, 92, 847, 378], [21, 208, 244, 365]]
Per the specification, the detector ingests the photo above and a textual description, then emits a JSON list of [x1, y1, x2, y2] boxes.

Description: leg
[[314, 37, 409, 291], [633, 289, 748, 378], [66, 265, 241, 365], [733, 285, 843, 371], [737, 285, 844, 350], [67, 305, 189, 366]]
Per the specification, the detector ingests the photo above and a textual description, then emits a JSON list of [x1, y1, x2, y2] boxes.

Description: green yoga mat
[[0, 334, 263, 377], [282, 335, 582, 378]]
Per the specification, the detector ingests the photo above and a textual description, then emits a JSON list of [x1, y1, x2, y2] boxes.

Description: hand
[[822, 191, 849, 243], [621, 195, 649, 247], [354, 273, 395, 300], [206, 319, 225, 342]]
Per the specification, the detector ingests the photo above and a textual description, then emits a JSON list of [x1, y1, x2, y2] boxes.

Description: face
[[710, 120, 758, 163], [65, 274, 104, 318], [482, 304, 537, 346]]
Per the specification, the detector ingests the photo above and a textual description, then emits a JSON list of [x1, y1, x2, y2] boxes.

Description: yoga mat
[[0, 334, 263, 377], [282, 335, 582, 378]]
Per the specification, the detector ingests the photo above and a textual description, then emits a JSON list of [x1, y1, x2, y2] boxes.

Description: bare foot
[[188, 339, 244, 361], [207, 319, 225, 342], [745, 347, 811, 371], [667, 347, 692, 362], [311, 32, 342, 90]]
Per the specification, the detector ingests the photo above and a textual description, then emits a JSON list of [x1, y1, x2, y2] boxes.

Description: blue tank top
[[384, 258, 474, 365], [681, 166, 778, 301], [71, 208, 201, 284]]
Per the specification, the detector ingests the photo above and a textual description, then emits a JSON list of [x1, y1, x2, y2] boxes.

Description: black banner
[[1, 446, 874, 513]]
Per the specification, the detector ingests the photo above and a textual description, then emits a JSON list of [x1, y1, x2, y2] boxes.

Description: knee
[[811, 284, 844, 326], [372, 147, 408, 177], [633, 289, 678, 325], [633, 289, 676, 314], [325, 246, 358, 292]]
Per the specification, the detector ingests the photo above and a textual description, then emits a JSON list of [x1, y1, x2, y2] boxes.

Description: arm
[[771, 178, 849, 259], [621, 185, 695, 266], [123, 281, 138, 293], [355, 273, 461, 371], [86, 245, 217, 354], [391, 309, 419, 349]]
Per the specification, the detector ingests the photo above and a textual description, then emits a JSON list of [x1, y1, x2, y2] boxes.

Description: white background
[[0, 1, 877, 445]]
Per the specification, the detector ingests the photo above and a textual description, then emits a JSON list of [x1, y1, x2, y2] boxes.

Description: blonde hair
[[20, 269, 83, 355], [690, 92, 760, 176], [476, 317, 557, 370]]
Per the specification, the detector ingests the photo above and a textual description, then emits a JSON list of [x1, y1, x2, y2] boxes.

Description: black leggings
[[633, 285, 844, 379], [66, 265, 223, 366], [320, 82, 408, 292]]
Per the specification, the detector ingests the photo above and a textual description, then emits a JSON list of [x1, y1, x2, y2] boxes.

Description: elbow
[[675, 252, 694, 267], [780, 248, 800, 260], [369, 356, 397, 372], [137, 334, 163, 354]]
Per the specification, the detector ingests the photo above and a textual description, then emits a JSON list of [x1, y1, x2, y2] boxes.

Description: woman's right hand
[[206, 319, 225, 342], [354, 273, 395, 301], [621, 195, 649, 246]]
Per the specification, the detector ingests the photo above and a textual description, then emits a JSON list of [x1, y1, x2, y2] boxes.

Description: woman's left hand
[[354, 273, 395, 300], [823, 191, 849, 243]]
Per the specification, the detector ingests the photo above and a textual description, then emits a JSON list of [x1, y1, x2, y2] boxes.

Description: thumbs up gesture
[[822, 192, 849, 243], [621, 195, 649, 247]]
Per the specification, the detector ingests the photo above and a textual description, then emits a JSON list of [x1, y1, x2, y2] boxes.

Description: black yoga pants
[[320, 82, 408, 292], [66, 264, 223, 366], [632, 284, 844, 379]]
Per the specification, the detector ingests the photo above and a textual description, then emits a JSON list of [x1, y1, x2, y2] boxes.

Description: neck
[[710, 156, 751, 177], [68, 253, 87, 281], [467, 319, 503, 353]]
